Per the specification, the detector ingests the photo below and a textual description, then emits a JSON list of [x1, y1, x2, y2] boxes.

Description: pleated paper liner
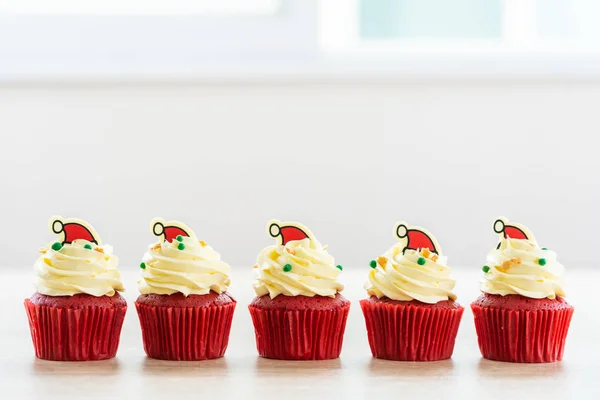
[[24, 299, 127, 361], [471, 304, 574, 363], [248, 304, 350, 360], [360, 299, 464, 361], [135, 301, 236, 361]]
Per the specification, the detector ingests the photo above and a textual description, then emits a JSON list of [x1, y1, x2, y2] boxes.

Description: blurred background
[[1, 0, 599, 270]]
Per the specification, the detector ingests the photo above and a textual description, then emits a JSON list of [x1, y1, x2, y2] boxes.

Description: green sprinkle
[[51, 242, 62, 251], [417, 257, 426, 265], [336, 265, 343, 271], [176, 235, 184, 242], [538, 258, 547, 266], [140, 262, 146, 269], [482, 265, 490, 273], [84, 244, 92, 250], [283, 263, 292, 272], [541, 247, 547, 251], [369, 260, 377, 269], [177, 242, 185, 250]]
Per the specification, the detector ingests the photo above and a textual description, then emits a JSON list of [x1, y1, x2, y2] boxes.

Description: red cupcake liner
[[248, 304, 350, 360], [135, 301, 236, 361], [24, 299, 127, 361], [471, 304, 574, 363], [360, 299, 464, 361]]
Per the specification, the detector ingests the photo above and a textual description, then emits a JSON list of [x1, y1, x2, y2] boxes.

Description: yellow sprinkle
[[199, 240, 207, 247], [431, 254, 439, 262], [43, 258, 52, 266], [94, 247, 105, 253], [499, 258, 521, 271], [252, 264, 258, 269], [422, 248, 431, 258], [377, 256, 388, 268], [38, 247, 48, 254], [537, 279, 544, 283]]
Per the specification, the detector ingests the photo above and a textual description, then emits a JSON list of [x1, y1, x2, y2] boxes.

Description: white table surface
[[1, 268, 599, 399]]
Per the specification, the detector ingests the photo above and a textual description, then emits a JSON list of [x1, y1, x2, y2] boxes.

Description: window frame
[[0, 0, 320, 80], [2, 0, 600, 81]]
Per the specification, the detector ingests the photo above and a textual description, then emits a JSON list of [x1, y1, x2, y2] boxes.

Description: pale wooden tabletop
[[1, 269, 599, 399]]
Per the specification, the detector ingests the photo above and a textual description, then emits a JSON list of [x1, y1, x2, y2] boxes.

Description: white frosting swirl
[[34, 240, 124, 297], [481, 237, 565, 299], [253, 238, 344, 298], [365, 243, 457, 303], [138, 236, 231, 296]]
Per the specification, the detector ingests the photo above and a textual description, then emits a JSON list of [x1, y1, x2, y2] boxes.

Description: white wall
[[1, 81, 598, 270]]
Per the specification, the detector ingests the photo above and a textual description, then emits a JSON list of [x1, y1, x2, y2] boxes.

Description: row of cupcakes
[[25, 216, 573, 363]]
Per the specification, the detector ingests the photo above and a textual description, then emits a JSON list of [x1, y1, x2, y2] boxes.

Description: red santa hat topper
[[395, 221, 442, 255], [493, 217, 537, 245], [151, 218, 197, 242], [49, 216, 101, 245], [268, 220, 317, 247]]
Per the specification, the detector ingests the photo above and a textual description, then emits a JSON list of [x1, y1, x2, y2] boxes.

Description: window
[[0, 0, 280, 15], [0, 0, 314, 79], [2, 0, 600, 79], [321, 0, 600, 54], [358, 0, 503, 40]]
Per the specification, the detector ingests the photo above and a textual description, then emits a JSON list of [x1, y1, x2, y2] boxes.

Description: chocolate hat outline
[[268, 220, 314, 246], [49, 216, 100, 245], [493, 217, 537, 247], [494, 218, 529, 240], [395, 222, 441, 254], [151, 218, 195, 242]]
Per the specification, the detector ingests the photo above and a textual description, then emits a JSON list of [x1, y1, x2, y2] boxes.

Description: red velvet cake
[[472, 293, 574, 363], [135, 218, 236, 361], [361, 222, 463, 361], [249, 294, 350, 360], [24, 216, 127, 361], [249, 220, 350, 360], [471, 218, 574, 363]]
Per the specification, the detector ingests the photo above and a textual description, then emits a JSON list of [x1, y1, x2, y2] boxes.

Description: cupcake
[[248, 220, 350, 360], [24, 217, 127, 361], [471, 217, 574, 363], [135, 218, 236, 361], [360, 222, 464, 361]]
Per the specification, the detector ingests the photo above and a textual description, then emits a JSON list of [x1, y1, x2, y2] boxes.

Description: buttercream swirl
[[480, 237, 565, 299], [138, 236, 231, 296], [366, 243, 457, 303], [253, 238, 344, 298], [34, 240, 124, 297]]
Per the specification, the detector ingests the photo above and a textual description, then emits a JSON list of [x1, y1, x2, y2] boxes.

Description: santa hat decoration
[[151, 218, 196, 242], [49, 216, 101, 245], [493, 217, 536, 244], [268, 220, 315, 246], [395, 222, 441, 254]]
